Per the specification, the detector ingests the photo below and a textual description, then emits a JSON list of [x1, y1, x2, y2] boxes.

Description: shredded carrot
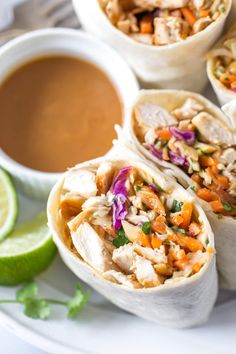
[[191, 173, 202, 185], [168, 233, 203, 252], [199, 9, 209, 17], [151, 219, 166, 234], [219, 73, 236, 86], [151, 236, 162, 249], [174, 259, 189, 270], [139, 186, 166, 215], [216, 175, 229, 189], [138, 232, 152, 248], [197, 188, 214, 202], [199, 156, 218, 168], [189, 222, 201, 237], [192, 263, 202, 274], [140, 14, 153, 34], [156, 129, 172, 140], [179, 202, 193, 229], [210, 165, 219, 175], [170, 213, 184, 226], [181, 7, 197, 26], [209, 200, 224, 213]]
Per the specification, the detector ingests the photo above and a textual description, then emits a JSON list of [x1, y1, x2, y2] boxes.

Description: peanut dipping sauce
[[0, 56, 123, 172]]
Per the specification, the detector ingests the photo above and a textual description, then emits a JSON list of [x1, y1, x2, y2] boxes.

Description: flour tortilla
[[73, 0, 231, 92], [47, 155, 217, 328], [128, 89, 236, 289], [207, 24, 236, 106]]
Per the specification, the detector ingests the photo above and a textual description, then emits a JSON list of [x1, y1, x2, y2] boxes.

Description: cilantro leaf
[[134, 185, 141, 192], [23, 298, 50, 320], [222, 201, 236, 212], [141, 222, 151, 235], [67, 284, 90, 318], [16, 282, 38, 302], [172, 225, 188, 235], [112, 228, 130, 248], [171, 200, 183, 213]]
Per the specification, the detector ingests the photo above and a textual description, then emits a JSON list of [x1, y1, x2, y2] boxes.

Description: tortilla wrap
[[73, 0, 231, 92], [127, 89, 236, 289], [207, 24, 236, 106], [47, 154, 217, 328]]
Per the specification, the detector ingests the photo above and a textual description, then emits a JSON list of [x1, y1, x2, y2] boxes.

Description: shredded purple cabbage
[[232, 86, 236, 93], [148, 144, 163, 160], [112, 195, 128, 230], [149, 184, 159, 193], [170, 127, 195, 145], [169, 151, 187, 166], [111, 166, 131, 230]]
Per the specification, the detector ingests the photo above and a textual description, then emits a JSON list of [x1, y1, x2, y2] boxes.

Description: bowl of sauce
[[0, 28, 138, 198]]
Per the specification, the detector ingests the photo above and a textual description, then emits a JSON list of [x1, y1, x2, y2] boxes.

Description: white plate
[[1, 88, 236, 354]]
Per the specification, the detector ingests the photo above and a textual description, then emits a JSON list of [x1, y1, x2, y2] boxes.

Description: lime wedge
[[0, 213, 57, 285], [0, 168, 18, 241]]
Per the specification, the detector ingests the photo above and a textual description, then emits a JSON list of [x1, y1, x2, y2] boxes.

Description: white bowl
[[0, 28, 139, 200], [73, 0, 232, 92]]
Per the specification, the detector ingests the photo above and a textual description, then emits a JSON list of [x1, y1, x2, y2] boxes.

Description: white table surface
[[0, 326, 47, 354]]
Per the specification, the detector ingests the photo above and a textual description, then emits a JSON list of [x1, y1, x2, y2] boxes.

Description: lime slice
[[0, 168, 18, 241], [0, 213, 57, 285]]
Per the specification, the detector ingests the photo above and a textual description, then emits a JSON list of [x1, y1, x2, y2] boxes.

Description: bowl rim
[[0, 27, 139, 181], [73, 0, 232, 52]]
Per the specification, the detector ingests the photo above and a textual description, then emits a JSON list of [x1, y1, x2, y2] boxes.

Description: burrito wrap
[[127, 89, 236, 289], [47, 155, 217, 328]]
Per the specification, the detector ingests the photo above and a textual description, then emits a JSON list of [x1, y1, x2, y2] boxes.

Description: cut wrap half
[[207, 24, 236, 105], [47, 155, 217, 328], [73, 0, 231, 91], [128, 89, 236, 289]]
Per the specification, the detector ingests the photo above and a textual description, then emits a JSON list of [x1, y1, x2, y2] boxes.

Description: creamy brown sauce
[[0, 56, 122, 172]]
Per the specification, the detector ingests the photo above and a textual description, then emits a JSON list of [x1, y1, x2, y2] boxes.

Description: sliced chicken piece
[[192, 112, 236, 146], [172, 98, 204, 120], [68, 209, 93, 232], [121, 220, 140, 242], [153, 17, 171, 45], [112, 243, 135, 273], [135, 102, 177, 133], [133, 255, 162, 287], [134, 0, 188, 9], [144, 128, 157, 144], [117, 18, 131, 34], [71, 222, 112, 272], [134, 244, 168, 264], [96, 162, 115, 194], [174, 140, 199, 162], [129, 33, 153, 45], [63, 169, 97, 198], [82, 195, 111, 218], [105, 0, 122, 24], [60, 193, 85, 218], [103, 270, 142, 288], [220, 148, 236, 165]]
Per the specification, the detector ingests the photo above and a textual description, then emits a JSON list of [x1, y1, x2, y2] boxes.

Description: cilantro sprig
[[141, 222, 151, 235], [171, 225, 189, 235], [0, 281, 90, 320], [112, 228, 130, 248], [171, 200, 183, 213], [222, 201, 236, 212]]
